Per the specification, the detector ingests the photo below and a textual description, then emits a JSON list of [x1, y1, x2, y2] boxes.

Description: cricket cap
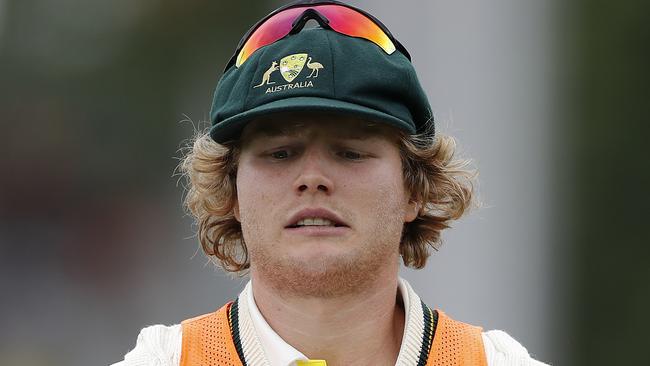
[[209, 27, 433, 143]]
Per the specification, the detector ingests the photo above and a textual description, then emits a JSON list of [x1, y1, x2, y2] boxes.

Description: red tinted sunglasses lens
[[315, 5, 396, 55], [236, 7, 304, 67], [235, 5, 397, 68]]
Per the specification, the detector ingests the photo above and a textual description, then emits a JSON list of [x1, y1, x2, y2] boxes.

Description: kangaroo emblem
[[253, 61, 279, 88]]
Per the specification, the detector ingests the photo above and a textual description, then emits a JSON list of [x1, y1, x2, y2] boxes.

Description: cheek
[[344, 162, 408, 213], [236, 169, 263, 216], [235, 163, 286, 222]]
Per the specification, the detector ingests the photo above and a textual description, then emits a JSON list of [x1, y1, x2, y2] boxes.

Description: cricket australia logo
[[253, 53, 324, 94]]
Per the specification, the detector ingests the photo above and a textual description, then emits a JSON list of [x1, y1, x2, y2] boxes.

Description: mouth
[[285, 208, 349, 229], [286, 217, 347, 228]]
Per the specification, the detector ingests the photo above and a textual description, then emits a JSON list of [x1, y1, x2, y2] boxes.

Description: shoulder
[[110, 324, 182, 366], [481, 329, 550, 366]]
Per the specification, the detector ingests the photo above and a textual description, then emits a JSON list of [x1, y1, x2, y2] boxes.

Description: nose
[[293, 149, 334, 195]]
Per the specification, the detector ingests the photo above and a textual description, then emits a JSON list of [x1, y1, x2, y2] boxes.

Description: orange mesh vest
[[180, 300, 487, 366]]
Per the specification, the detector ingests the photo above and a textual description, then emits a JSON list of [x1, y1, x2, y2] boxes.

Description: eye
[[338, 150, 364, 160], [270, 150, 290, 160]]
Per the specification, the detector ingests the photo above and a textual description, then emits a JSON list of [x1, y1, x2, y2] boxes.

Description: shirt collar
[[245, 281, 308, 366], [239, 277, 427, 366]]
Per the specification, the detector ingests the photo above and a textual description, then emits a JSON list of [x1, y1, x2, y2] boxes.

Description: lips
[[285, 207, 349, 228]]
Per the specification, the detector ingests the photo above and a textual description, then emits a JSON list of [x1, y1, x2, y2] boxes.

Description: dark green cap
[[209, 28, 433, 143]]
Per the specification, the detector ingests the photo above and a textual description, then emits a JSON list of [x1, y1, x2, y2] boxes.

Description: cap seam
[[222, 96, 412, 129], [243, 48, 266, 112], [406, 65, 418, 127], [324, 30, 337, 98]]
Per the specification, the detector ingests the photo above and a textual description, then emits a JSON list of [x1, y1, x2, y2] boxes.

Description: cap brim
[[209, 96, 415, 143]]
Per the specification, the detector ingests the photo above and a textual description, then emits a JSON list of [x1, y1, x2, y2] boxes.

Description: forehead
[[240, 112, 399, 143]]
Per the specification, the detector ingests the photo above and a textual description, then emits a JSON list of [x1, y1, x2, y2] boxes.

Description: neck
[[251, 268, 405, 366]]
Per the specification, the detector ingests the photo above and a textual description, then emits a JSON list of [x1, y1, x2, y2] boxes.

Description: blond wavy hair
[[178, 120, 478, 273]]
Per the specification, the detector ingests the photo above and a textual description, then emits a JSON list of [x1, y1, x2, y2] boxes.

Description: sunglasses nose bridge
[[289, 8, 332, 34]]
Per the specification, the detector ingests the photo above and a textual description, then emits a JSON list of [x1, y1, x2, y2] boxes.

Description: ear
[[404, 199, 419, 223]]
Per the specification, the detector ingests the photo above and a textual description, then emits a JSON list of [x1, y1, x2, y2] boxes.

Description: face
[[234, 113, 418, 298]]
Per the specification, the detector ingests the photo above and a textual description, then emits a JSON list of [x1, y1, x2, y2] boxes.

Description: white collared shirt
[[245, 278, 422, 366], [245, 280, 307, 365], [114, 278, 549, 366]]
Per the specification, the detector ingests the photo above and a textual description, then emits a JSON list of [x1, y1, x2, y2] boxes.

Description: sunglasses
[[225, 0, 411, 70]]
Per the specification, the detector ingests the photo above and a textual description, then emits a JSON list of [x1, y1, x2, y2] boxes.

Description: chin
[[260, 250, 384, 298], [288, 241, 350, 259], [250, 232, 399, 298]]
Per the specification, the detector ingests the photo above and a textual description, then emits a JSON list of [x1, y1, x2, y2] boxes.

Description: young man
[[114, 1, 548, 365]]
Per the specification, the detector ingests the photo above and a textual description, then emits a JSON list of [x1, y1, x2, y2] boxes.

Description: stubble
[[244, 187, 406, 299]]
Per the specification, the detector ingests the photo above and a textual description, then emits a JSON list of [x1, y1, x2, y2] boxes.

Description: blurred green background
[[0, 0, 648, 365], [567, 0, 650, 364]]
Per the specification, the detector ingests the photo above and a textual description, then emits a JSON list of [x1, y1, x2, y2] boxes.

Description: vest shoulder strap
[[426, 310, 487, 366], [180, 301, 245, 366]]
